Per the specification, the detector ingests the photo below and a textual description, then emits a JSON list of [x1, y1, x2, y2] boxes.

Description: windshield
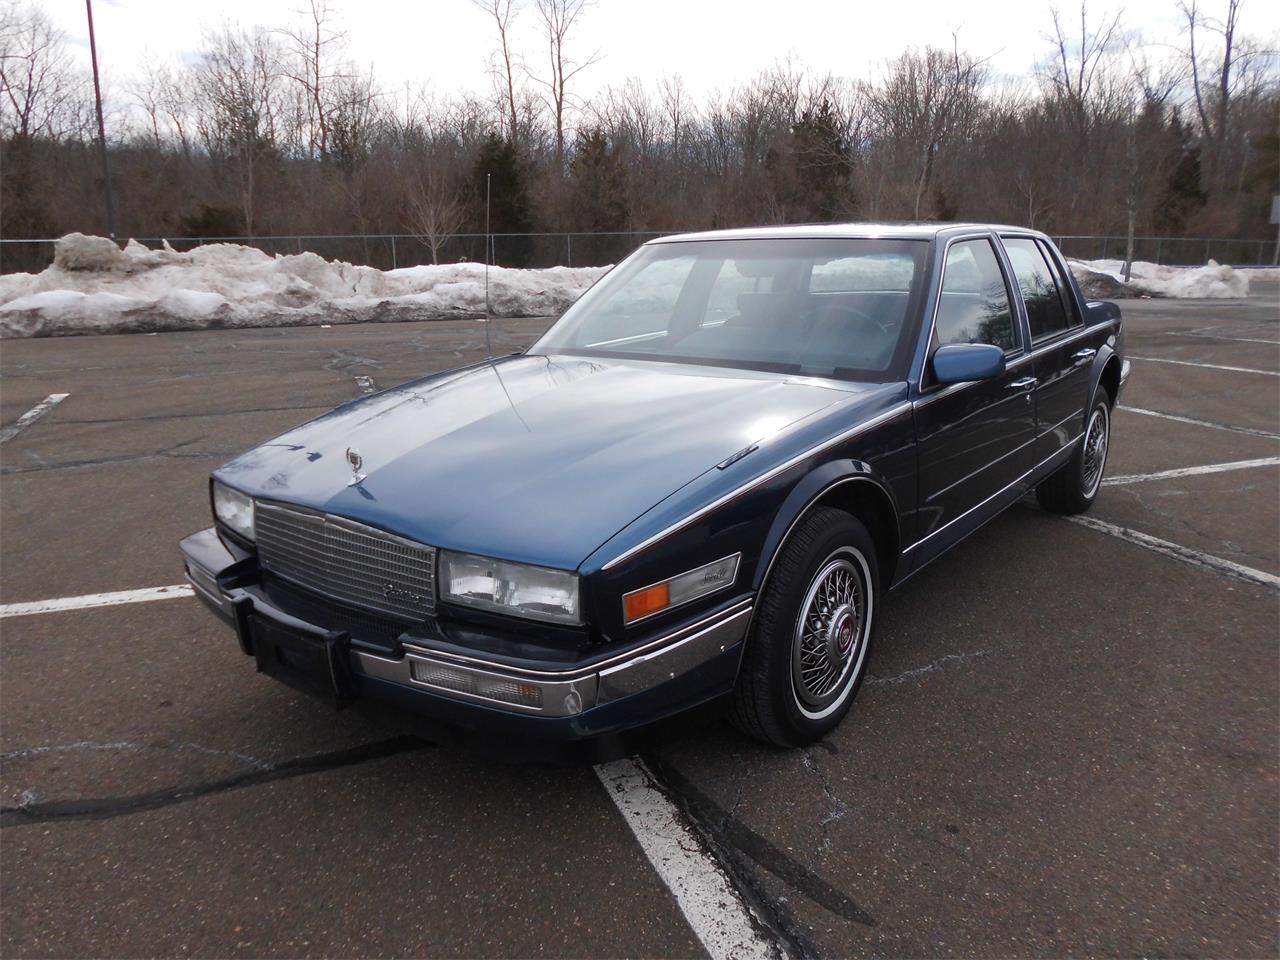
[[531, 238, 928, 381]]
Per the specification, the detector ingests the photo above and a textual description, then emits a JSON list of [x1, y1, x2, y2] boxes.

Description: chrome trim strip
[[600, 401, 914, 571], [622, 552, 741, 626], [597, 606, 752, 704], [1036, 407, 1085, 440], [401, 597, 755, 680], [355, 648, 600, 717], [926, 435, 1038, 503], [354, 601, 754, 715], [917, 232, 1016, 392], [903, 430, 1085, 553], [913, 324, 1109, 408]]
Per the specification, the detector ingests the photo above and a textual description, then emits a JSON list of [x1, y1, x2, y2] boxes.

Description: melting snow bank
[[1, 234, 1272, 338], [0, 234, 609, 338], [1067, 258, 1270, 300]]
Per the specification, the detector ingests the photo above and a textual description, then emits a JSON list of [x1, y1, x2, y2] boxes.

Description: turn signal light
[[621, 554, 740, 624], [623, 583, 670, 623]]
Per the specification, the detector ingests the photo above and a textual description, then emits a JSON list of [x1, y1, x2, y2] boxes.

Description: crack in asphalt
[[53, 401, 335, 424], [50, 404, 334, 426], [1, 442, 232, 475], [646, 751, 875, 957], [866, 649, 993, 686], [0, 735, 433, 828], [800, 750, 850, 852], [1, 739, 271, 771]]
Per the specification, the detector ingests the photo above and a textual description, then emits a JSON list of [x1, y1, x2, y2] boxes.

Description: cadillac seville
[[180, 223, 1129, 746]]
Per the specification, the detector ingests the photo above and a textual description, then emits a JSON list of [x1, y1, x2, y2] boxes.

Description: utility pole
[[85, 0, 117, 241]]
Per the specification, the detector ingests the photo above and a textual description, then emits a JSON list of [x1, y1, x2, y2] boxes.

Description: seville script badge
[[345, 446, 366, 486]]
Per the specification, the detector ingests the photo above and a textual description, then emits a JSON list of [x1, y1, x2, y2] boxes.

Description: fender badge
[[345, 447, 366, 486]]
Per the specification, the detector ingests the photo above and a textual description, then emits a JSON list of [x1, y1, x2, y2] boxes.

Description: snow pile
[[0, 233, 609, 338], [1067, 258, 1252, 300], [0, 234, 1267, 338]]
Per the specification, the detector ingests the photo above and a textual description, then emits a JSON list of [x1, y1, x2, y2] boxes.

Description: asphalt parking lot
[[2, 282, 1277, 958]]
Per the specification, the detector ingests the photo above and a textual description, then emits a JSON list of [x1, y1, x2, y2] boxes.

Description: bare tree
[[1046, 4, 1125, 137], [1178, 0, 1267, 199], [194, 26, 285, 236], [407, 170, 466, 264], [277, 0, 352, 160], [471, 0, 522, 146], [529, 0, 599, 171], [0, 2, 83, 143], [866, 43, 988, 219]]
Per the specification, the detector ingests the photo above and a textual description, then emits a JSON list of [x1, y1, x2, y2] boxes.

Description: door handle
[[1072, 348, 1097, 363], [1007, 376, 1038, 390]]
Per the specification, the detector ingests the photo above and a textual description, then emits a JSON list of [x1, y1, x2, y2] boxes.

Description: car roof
[[649, 222, 1041, 244]]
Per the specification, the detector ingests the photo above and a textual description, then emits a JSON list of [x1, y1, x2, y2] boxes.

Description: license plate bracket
[[250, 614, 357, 708]]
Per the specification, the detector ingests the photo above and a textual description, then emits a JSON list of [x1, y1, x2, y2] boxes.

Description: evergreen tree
[[1154, 110, 1207, 237], [568, 128, 630, 263], [471, 134, 534, 267], [766, 100, 855, 222]]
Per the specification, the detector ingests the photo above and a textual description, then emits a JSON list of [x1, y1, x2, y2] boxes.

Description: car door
[[1000, 236, 1094, 462], [911, 236, 1036, 553]]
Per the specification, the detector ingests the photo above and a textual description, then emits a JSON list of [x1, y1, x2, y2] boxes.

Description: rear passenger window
[[934, 239, 1016, 352], [1003, 238, 1076, 340]]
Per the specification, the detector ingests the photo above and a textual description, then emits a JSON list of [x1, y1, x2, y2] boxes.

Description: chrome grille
[[254, 500, 435, 620]]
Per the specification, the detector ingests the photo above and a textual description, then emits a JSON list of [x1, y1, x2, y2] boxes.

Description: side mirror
[[931, 343, 1006, 385]]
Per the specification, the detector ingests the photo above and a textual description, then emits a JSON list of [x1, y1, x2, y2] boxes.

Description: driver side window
[[934, 239, 1017, 353]]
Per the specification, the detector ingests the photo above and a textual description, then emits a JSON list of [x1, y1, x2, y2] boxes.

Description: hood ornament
[[345, 447, 366, 486]]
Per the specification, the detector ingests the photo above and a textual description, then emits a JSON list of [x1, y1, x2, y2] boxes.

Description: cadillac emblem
[[345, 446, 366, 486]]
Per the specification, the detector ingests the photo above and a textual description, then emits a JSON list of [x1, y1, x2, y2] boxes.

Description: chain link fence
[[1, 231, 1276, 275]]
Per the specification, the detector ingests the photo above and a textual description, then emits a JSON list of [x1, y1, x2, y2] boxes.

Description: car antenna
[[481, 171, 528, 431], [484, 172, 493, 361]]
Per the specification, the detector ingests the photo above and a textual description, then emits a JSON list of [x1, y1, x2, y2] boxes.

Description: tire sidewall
[[1078, 391, 1112, 504], [765, 515, 879, 742]]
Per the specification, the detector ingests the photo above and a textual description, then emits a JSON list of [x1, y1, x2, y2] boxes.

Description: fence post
[[1204, 238, 1211, 263], [296, 237, 303, 255], [1155, 237, 1162, 265], [567, 234, 572, 267], [391, 235, 397, 270]]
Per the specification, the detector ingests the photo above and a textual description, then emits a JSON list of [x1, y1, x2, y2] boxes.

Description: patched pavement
[[2, 283, 1276, 957]]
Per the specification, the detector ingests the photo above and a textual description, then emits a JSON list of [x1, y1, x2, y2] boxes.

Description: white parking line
[[1169, 331, 1280, 346], [1119, 406, 1280, 441], [594, 758, 776, 960], [0, 584, 192, 619], [1067, 516, 1280, 589], [0, 393, 70, 444], [1104, 457, 1280, 486], [1128, 356, 1279, 377]]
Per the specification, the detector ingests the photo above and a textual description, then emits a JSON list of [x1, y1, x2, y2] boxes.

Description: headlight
[[212, 481, 255, 541], [623, 554, 739, 624], [439, 550, 580, 625]]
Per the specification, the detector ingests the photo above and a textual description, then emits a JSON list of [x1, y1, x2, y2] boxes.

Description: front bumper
[[181, 528, 750, 739]]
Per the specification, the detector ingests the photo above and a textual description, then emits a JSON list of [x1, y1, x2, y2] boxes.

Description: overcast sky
[[48, 0, 1280, 106]]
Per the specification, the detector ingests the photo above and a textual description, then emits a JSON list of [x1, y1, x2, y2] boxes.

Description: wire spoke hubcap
[[1081, 405, 1110, 497], [792, 554, 866, 714]]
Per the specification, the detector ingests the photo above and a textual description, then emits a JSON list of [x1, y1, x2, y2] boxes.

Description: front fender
[[752, 460, 901, 591]]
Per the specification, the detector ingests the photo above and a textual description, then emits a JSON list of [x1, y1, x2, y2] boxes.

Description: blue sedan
[[181, 223, 1129, 745]]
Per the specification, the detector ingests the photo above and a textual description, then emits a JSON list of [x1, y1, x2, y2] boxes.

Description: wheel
[[730, 508, 879, 746], [1036, 387, 1112, 515]]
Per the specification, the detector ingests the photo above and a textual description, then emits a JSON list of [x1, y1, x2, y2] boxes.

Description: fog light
[[410, 660, 543, 709]]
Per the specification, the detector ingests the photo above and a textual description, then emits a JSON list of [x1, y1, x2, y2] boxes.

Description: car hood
[[215, 354, 865, 570]]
